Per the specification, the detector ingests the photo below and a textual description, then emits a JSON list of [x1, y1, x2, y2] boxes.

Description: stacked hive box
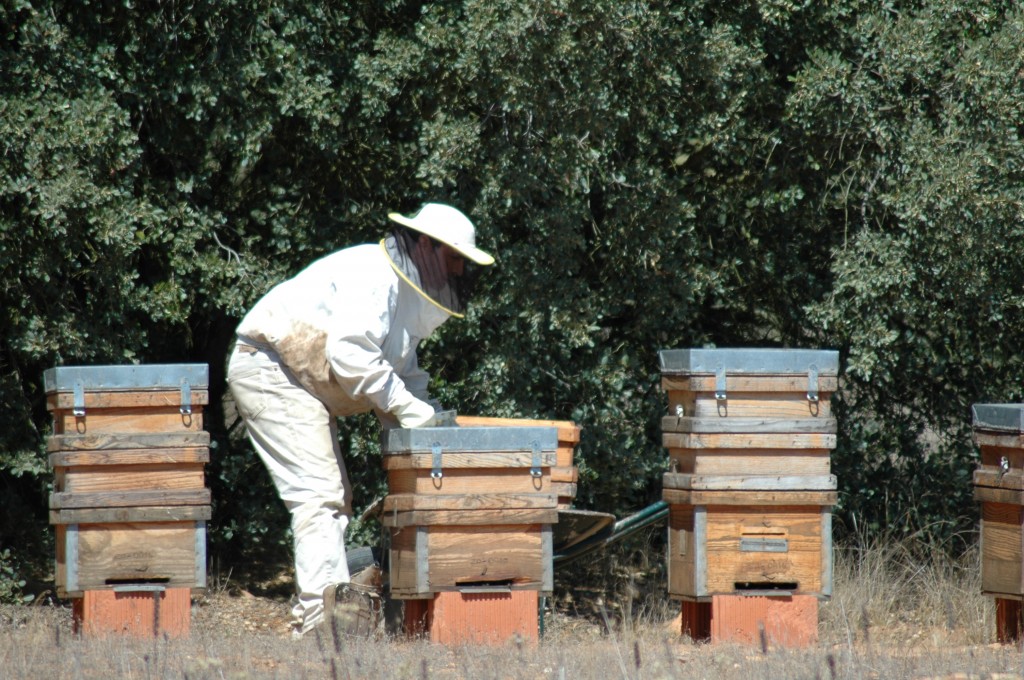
[[382, 423, 560, 645], [44, 364, 211, 637], [455, 416, 581, 508], [658, 348, 838, 646], [971, 404, 1024, 642]]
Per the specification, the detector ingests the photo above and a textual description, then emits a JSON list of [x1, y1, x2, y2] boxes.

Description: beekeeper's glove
[[392, 394, 437, 428]]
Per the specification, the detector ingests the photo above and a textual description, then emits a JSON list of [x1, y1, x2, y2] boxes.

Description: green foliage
[[3, 0, 1024, 588], [792, 1, 1024, 537], [0, 549, 33, 604]]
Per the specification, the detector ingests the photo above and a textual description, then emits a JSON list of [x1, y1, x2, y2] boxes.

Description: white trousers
[[227, 343, 352, 635]]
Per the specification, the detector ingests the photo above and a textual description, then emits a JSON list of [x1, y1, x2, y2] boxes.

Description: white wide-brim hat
[[388, 203, 495, 266]]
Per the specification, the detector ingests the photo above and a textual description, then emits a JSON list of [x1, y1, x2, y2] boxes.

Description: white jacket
[[235, 242, 451, 416]]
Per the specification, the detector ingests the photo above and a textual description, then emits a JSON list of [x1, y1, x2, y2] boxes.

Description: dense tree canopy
[[3, 0, 1023, 596]]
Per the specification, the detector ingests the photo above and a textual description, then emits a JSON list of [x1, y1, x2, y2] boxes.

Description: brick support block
[[404, 590, 539, 646], [72, 587, 191, 638], [681, 594, 818, 647]]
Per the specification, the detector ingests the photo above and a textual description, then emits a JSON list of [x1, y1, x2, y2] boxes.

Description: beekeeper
[[226, 203, 495, 637]]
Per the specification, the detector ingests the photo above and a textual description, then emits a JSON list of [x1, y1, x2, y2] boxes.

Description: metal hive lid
[[658, 348, 839, 376], [43, 364, 210, 392], [972, 403, 1024, 433], [382, 425, 559, 454]]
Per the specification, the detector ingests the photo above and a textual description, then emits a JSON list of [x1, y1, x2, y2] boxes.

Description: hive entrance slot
[[105, 578, 171, 586], [734, 582, 797, 594], [454, 578, 516, 592]]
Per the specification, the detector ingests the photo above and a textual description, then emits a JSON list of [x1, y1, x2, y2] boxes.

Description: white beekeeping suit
[[227, 203, 494, 637]]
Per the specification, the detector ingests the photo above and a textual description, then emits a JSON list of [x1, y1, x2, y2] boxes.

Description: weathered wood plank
[[387, 468, 552, 494], [388, 525, 425, 594], [662, 432, 837, 450], [980, 502, 1024, 596], [455, 416, 581, 443], [51, 407, 205, 436], [978, 444, 1024, 472], [667, 504, 830, 597], [663, 488, 838, 506], [48, 432, 211, 452], [666, 393, 833, 420], [975, 470, 1024, 491], [661, 416, 837, 434], [50, 447, 209, 467], [550, 465, 579, 483], [55, 464, 206, 494], [667, 505, 697, 596], [381, 509, 557, 527], [50, 505, 212, 525], [976, 432, 1024, 449], [428, 525, 546, 589], [48, 390, 209, 411], [382, 451, 556, 470], [382, 493, 557, 512], [663, 473, 837, 491], [668, 449, 831, 477], [662, 375, 838, 393], [50, 489, 212, 509], [388, 524, 551, 595], [55, 522, 205, 593], [975, 487, 1024, 505]]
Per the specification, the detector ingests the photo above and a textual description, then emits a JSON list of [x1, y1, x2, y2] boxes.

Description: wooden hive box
[[44, 364, 210, 598], [659, 349, 839, 601], [972, 404, 1024, 601], [382, 424, 559, 598], [455, 416, 581, 507], [664, 485, 836, 599], [659, 348, 838, 480]]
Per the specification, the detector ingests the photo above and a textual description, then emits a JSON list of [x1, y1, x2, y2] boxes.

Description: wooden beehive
[[659, 348, 839, 602], [44, 364, 210, 602], [382, 424, 559, 599], [972, 404, 1024, 601], [455, 416, 581, 508]]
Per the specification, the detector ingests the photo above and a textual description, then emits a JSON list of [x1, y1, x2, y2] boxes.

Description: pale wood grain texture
[[668, 504, 831, 598], [668, 448, 831, 476], [48, 390, 209, 410], [663, 488, 838, 506], [51, 407, 205, 435], [381, 509, 557, 527], [382, 492, 557, 512], [666, 392, 832, 419], [663, 432, 836, 450], [662, 375, 838, 393], [50, 447, 209, 467], [50, 506, 211, 525], [389, 525, 549, 595], [980, 502, 1024, 596], [382, 451, 556, 470], [56, 522, 203, 595], [55, 463, 206, 494], [387, 468, 552, 494]]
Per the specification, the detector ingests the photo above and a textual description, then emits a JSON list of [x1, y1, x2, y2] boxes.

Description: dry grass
[[3, 537, 1024, 680]]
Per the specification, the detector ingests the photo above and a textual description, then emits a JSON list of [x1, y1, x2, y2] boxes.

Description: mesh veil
[[384, 227, 481, 316]]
